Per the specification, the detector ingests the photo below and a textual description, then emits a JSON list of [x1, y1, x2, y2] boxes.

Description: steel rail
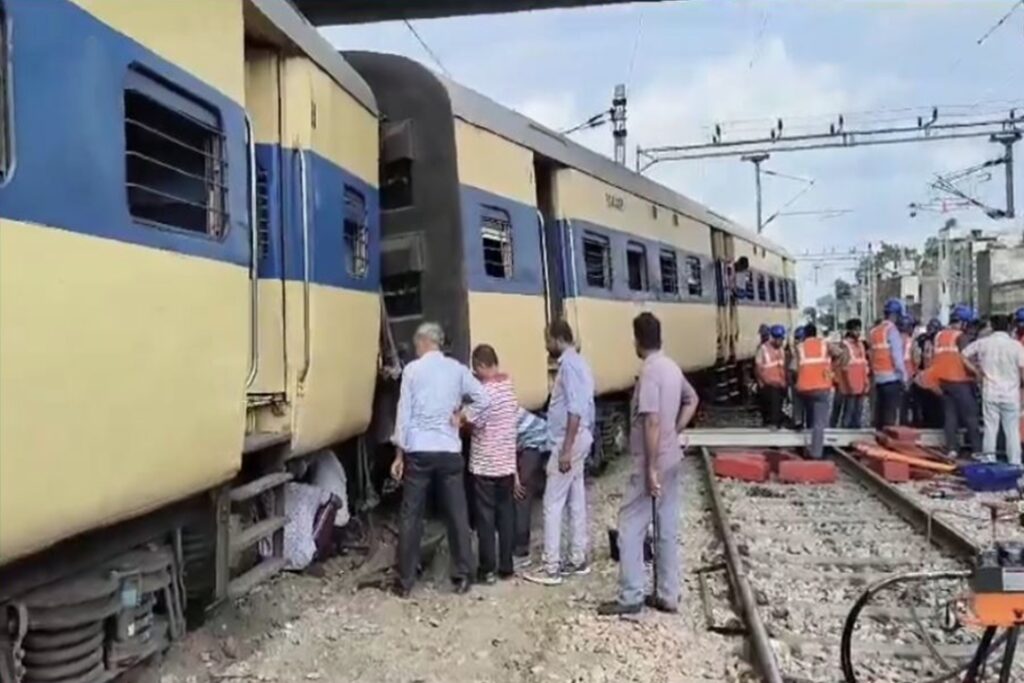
[[832, 447, 979, 560], [699, 447, 785, 683]]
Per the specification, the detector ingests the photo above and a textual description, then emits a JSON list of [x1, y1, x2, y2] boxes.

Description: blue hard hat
[[884, 298, 904, 316], [927, 318, 942, 334], [770, 325, 786, 339], [951, 304, 972, 323], [794, 325, 806, 341], [1015, 307, 1024, 325]]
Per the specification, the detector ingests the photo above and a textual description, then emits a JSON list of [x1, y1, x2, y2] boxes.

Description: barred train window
[[582, 232, 611, 289], [659, 249, 679, 295], [686, 256, 703, 297], [0, 1, 10, 179], [480, 206, 513, 278], [626, 241, 648, 292], [756, 274, 766, 302], [254, 162, 270, 259], [124, 70, 227, 236], [344, 187, 369, 278], [768, 277, 777, 303]]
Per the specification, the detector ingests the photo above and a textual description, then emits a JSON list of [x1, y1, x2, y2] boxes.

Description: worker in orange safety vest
[[933, 305, 982, 457], [899, 316, 920, 426], [831, 318, 869, 429], [796, 323, 846, 459], [755, 325, 788, 429], [868, 299, 910, 430], [912, 318, 944, 428]]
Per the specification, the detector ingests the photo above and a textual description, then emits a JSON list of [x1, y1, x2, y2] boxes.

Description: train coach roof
[[249, 0, 377, 115], [435, 75, 789, 258]]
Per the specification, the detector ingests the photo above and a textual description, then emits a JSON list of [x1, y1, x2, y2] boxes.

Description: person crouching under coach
[[796, 324, 845, 459], [524, 320, 596, 586], [755, 325, 788, 429], [390, 322, 490, 597], [598, 312, 699, 616]]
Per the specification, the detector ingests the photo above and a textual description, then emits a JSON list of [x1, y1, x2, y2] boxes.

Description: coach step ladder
[[713, 362, 740, 404], [218, 470, 293, 600]]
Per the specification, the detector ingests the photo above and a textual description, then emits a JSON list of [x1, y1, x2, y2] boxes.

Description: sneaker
[[513, 555, 533, 571], [597, 601, 642, 616], [477, 571, 497, 585], [522, 569, 564, 586], [560, 561, 592, 577]]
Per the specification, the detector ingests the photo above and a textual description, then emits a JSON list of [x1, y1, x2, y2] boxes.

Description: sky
[[322, 0, 1024, 305]]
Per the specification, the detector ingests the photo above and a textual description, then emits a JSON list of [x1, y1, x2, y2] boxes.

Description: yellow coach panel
[[0, 220, 247, 562], [455, 120, 536, 206], [556, 169, 712, 256], [467, 292, 550, 410], [280, 58, 378, 186], [72, 0, 246, 103]]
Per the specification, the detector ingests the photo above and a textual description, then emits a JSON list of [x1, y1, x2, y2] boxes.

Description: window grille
[[659, 249, 679, 295], [480, 206, 513, 279], [626, 241, 648, 292], [686, 256, 703, 297], [582, 233, 612, 289], [124, 72, 227, 236]]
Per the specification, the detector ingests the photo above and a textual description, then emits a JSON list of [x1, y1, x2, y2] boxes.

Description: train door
[[711, 229, 738, 361], [244, 46, 289, 417], [535, 158, 562, 326]]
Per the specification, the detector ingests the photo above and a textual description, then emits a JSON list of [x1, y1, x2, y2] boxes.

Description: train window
[[744, 272, 754, 300], [381, 158, 413, 210], [659, 249, 679, 296], [255, 162, 270, 260], [0, 1, 11, 179], [686, 256, 703, 297], [582, 232, 612, 289], [626, 241, 648, 292], [480, 206, 513, 278], [344, 186, 369, 278], [768, 277, 777, 303], [124, 71, 227, 236], [382, 272, 421, 319], [756, 274, 766, 301]]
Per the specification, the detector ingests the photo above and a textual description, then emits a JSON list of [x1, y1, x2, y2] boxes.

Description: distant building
[[977, 245, 1024, 316]]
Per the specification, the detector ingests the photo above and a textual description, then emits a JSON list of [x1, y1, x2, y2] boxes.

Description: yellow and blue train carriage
[[0, 0, 252, 566], [0, 3, 382, 675]]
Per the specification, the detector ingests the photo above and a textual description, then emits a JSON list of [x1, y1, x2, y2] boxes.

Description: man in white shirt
[[962, 314, 1024, 465]]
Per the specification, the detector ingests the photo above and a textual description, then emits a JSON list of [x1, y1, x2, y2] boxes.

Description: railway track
[[699, 446, 1021, 683]]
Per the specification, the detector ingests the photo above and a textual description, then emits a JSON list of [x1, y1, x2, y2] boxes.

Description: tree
[[834, 278, 853, 300], [802, 306, 818, 324]]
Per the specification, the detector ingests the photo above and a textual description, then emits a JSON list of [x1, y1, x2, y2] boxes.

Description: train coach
[[346, 52, 797, 457], [0, 4, 796, 680]]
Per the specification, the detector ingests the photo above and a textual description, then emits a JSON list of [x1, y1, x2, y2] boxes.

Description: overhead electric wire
[[976, 0, 1024, 46], [625, 9, 646, 88], [403, 19, 452, 78]]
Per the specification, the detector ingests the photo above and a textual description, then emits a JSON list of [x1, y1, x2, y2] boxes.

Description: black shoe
[[597, 601, 642, 616], [392, 583, 412, 599], [644, 595, 678, 614], [497, 570, 515, 581], [452, 577, 472, 595]]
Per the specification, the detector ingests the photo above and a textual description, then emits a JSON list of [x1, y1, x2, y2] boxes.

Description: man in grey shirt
[[599, 313, 699, 615], [390, 322, 490, 597], [524, 320, 595, 586]]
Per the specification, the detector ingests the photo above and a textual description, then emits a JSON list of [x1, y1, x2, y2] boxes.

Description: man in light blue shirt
[[525, 320, 595, 586], [390, 322, 489, 597]]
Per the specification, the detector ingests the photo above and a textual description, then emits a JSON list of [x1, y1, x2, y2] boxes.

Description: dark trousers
[[917, 387, 944, 428], [473, 474, 515, 576], [901, 386, 917, 427], [940, 381, 983, 455], [514, 448, 544, 557], [874, 381, 904, 429], [759, 385, 786, 428], [398, 452, 473, 590], [835, 393, 866, 429]]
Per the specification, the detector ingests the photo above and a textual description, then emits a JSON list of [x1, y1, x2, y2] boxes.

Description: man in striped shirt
[[465, 344, 519, 583]]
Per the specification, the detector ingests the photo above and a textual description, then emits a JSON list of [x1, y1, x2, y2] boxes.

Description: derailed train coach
[[346, 52, 798, 464], [0, 4, 795, 679]]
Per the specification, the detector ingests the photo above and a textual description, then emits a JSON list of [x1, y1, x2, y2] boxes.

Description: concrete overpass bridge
[[293, 0, 667, 24]]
